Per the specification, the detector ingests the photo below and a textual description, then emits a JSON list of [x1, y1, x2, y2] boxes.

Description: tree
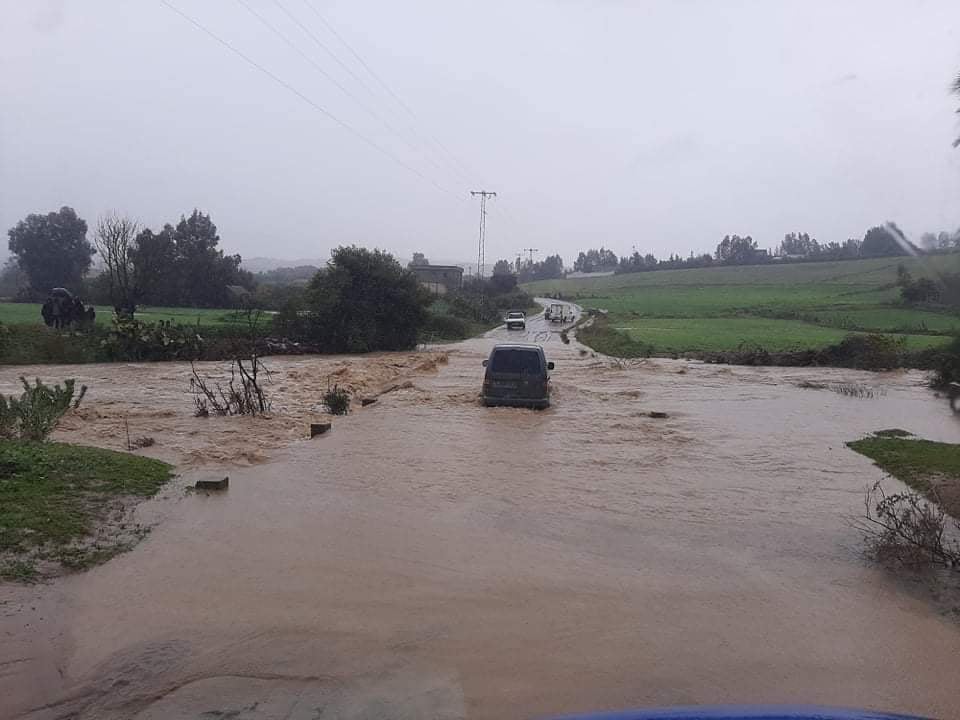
[[130, 225, 177, 305], [171, 210, 248, 307], [94, 212, 141, 316], [573, 247, 618, 273], [7, 206, 94, 296], [715, 234, 758, 265], [409, 252, 429, 267], [919, 232, 939, 251], [0, 258, 26, 299], [517, 254, 564, 282], [492, 259, 513, 275], [778, 232, 821, 258], [303, 246, 430, 352], [861, 224, 911, 258]]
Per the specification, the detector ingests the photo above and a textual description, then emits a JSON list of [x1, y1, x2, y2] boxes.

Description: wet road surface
[[3, 300, 960, 719]]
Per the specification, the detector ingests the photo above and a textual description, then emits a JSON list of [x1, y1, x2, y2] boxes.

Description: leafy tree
[[0, 258, 26, 298], [171, 210, 249, 307], [130, 225, 178, 305], [409, 252, 429, 267], [901, 277, 940, 304], [492, 259, 513, 275], [715, 234, 758, 265], [7, 206, 94, 296], [861, 223, 911, 258], [303, 246, 430, 352], [121, 210, 252, 308], [573, 247, 618, 273], [919, 232, 939, 251], [517, 254, 564, 282], [778, 232, 821, 257]]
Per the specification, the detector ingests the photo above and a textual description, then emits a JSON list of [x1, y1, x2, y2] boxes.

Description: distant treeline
[[588, 224, 960, 276]]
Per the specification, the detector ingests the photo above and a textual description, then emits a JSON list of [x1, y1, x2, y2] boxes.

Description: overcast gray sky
[[2, 0, 960, 268]]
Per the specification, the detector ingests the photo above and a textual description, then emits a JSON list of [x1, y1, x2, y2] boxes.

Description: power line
[[232, 0, 461, 195], [158, 0, 457, 199], [299, 0, 482, 188]]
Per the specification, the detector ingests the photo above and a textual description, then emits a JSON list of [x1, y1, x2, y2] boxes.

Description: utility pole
[[470, 190, 496, 312], [522, 248, 539, 266]]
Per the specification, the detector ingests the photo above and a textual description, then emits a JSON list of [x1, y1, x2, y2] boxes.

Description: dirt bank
[[3, 309, 960, 719]]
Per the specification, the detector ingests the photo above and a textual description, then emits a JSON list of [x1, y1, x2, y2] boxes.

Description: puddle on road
[[3, 312, 960, 719]]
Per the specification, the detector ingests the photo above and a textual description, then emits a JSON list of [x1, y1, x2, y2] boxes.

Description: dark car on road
[[482, 343, 554, 409]]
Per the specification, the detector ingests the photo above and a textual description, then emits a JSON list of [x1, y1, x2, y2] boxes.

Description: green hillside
[[525, 255, 960, 354]]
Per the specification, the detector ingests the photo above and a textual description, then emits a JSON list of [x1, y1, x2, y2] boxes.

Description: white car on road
[[505, 311, 526, 330]]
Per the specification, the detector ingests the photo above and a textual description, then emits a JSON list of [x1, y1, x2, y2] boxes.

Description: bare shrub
[[0, 377, 87, 441], [855, 481, 960, 567], [190, 357, 271, 417]]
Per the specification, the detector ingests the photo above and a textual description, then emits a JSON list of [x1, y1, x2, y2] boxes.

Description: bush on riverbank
[[576, 317, 652, 358], [926, 335, 960, 388], [0, 377, 86, 441], [848, 434, 960, 567], [574, 315, 956, 374], [0, 440, 173, 581]]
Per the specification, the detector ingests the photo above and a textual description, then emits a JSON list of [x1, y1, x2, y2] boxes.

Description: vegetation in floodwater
[[873, 429, 914, 438], [0, 440, 173, 580], [847, 436, 960, 517], [829, 383, 885, 399], [323, 384, 351, 415]]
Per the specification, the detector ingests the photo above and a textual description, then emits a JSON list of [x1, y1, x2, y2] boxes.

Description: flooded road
[[3, 302, 960, 719]]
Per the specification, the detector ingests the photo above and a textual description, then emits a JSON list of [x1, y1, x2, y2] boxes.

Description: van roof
[[491, 343, 543, 351]]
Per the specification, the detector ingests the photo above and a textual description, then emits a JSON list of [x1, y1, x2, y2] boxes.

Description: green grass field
[[0, 303, 251, 327], [525, 255, 960, 354], [0, 440, 173, 580]]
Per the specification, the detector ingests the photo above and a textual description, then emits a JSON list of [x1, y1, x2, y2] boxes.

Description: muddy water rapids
[[2, 302, 959, 719]]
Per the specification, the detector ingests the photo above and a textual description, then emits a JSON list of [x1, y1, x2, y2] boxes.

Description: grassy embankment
[[0, 304, 272, 364], [0, 440, 173, 581], [848, 433, 960, 518], [525, 255, 960, 357]]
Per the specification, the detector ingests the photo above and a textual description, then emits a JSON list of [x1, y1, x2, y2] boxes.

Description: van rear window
[[490, 349, 542, 374]]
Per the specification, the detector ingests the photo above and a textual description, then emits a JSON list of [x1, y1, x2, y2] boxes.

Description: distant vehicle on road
[[505, 311, 526, 330], [481, 343, 554, 409], [548, 302, 567, 323]]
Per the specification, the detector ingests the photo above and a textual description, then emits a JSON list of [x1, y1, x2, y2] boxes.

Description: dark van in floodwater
[[482, 343, 554, 409]]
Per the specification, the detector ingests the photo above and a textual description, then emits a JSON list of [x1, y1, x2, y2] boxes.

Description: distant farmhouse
[[409, 264, 464, 295]]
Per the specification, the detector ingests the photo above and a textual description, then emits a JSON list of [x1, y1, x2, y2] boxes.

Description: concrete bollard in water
[[648, 411, 669, 419], [310, 422, 332, 437], [196, 477, 229, 491]]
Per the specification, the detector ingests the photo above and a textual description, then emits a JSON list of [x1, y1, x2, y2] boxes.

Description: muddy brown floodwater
[[2, 302, 960, 720]]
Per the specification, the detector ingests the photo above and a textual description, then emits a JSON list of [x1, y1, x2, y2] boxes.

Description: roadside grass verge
[[604, 317, 950, 354], [847, 435, 960, 518], [576, 316, 652, 358], [0, 440, 173, 581]]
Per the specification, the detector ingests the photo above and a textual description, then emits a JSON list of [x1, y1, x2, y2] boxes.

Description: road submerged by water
[[2, 301, 960, 719]]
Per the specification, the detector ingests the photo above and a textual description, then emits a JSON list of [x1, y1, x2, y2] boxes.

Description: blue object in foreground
[[547, 706, 931, 720]]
